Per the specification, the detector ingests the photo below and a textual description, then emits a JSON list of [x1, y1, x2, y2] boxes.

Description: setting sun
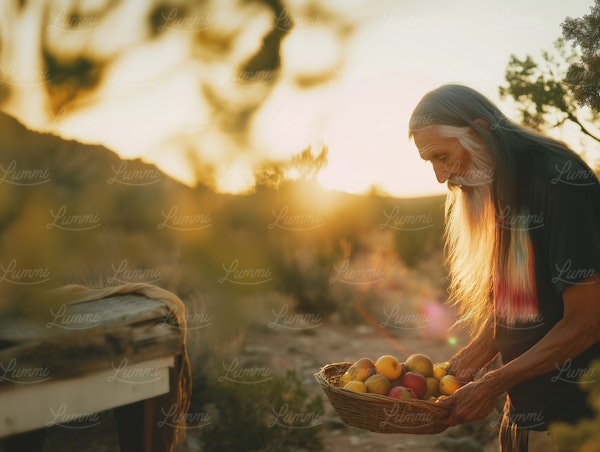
[[1, 0, 595, 198]]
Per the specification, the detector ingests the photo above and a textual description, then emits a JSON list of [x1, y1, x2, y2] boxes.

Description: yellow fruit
[[337, 371, 354, 388], [424, 377, 440, 399], [347, 357, 375, 382], [374, 355, 403, 380], [364, 373, 392, 395], [405, 354, 434, 377], [343, 380, 367, 393], [433, 362, 450, 380], [439, 375, 463, 396]]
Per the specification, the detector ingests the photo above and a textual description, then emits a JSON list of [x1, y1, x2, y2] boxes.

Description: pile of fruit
[[337, 353, 464, 401]]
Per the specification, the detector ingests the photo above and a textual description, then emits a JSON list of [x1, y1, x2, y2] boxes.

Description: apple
[[337, 371, 354, 388], [439, 375, 463, 396], [405, 354, 434, 377], [343, 380, 366, 393], [374, 354, 403, 380], [388, 385, 416, 399], [347, 357, 375, 382], [365, 373, 391, 395], [423, 377, 440, 399], [433, 361, 450, 380], [400, 371, 427, 399]]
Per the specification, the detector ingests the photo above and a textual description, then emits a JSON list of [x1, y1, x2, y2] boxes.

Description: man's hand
[[436, 378, 503, 426]]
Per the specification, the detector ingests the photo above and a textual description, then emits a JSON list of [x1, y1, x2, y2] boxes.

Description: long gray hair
[[409, 84, 596, 332]]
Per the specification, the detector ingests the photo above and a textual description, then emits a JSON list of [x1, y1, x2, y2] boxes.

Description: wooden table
[[0, 293, 188, 451]]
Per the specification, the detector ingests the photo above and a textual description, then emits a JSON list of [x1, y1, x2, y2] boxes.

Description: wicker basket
[[315, 362, 450, 434]]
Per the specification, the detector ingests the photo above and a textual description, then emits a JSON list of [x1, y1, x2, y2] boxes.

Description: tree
[[499, 39, 600, 143], [562, 0, 600, 112]]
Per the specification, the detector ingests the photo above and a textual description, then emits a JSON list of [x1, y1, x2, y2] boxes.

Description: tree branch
[[567, 112, 600, 143]]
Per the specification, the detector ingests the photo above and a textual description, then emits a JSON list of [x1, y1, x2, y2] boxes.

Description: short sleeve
[[534, 175, 600, 294]]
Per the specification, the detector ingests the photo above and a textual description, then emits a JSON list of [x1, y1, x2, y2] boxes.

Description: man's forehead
[[412, 125, 449, 157]]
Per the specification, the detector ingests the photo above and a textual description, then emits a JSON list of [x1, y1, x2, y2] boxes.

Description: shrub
[[200, 369, 324, 451]]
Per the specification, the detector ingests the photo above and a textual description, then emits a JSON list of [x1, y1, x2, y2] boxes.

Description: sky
[[2, 0, 597, 198]]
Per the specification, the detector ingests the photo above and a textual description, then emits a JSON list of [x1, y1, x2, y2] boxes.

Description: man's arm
[[440, 274, 600, 425], [448, 313, 499, 382]]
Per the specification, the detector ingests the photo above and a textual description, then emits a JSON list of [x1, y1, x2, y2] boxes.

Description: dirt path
[[229, 321, 501, 452], [41, 319, 501, 451]]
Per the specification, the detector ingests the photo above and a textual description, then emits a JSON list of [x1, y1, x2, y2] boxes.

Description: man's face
[[413, 125, 477, 190]]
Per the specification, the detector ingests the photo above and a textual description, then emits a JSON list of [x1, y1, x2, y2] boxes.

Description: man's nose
[[432, 162, 449, 184]]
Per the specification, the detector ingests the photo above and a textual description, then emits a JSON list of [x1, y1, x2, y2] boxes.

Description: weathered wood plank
[[0, 294, 174, 344], [0, 322, 183, 386], [0, 356, 173, 437], [0, 294, 185, 387]]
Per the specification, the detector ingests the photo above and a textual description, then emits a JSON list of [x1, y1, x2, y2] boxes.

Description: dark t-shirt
[[494, 153, 600, 430]]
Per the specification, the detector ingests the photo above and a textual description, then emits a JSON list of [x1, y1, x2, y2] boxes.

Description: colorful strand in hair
[[494, 225, 539, 324]]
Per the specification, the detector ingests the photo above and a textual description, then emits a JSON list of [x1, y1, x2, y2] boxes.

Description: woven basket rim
[[315, 361, 450, 434]]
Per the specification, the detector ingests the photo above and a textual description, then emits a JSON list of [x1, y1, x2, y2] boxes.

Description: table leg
[[1, 428, 46, 452]]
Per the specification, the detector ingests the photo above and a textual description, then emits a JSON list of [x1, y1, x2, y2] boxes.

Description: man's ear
[[474, 118, 491, 133]]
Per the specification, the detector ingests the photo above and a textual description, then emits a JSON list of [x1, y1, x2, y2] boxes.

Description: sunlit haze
[[2, 0, 596, 198]]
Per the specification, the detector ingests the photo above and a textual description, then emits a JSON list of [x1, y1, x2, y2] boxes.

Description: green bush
[[200, 369, 324, 451]]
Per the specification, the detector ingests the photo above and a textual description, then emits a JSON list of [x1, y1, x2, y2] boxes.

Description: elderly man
[[409, 84, 600, 451]]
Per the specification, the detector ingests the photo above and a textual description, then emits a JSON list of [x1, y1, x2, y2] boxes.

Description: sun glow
[[1, 0, 593, 199]]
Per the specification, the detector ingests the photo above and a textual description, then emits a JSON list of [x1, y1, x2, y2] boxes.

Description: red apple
[[400, 372, 427, 399], [388, 385, 416, 399]]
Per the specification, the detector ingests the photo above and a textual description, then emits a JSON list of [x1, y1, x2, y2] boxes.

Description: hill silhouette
[[0, 111, 446, 319]]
